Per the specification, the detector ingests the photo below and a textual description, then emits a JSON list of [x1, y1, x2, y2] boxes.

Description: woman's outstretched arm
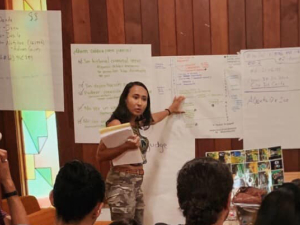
[[152, 96, 185, 124]]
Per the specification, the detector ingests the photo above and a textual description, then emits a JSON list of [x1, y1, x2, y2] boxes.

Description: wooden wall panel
[[210, 0, 228, 54], [124, 0, 142, 44], [215, 139, 232, 152], [195, 139, 243, 158], [72, 0, 91, 43], [193, 0, 211, 55], [158, 0, 177, 56], [263, 0, 280, 48], [228, 0, 246, 54], [107, 0, 125, 44], [0, 0, 5, 9], [281, 0, 299, 47], [245, 0, 263, 49], [46, 0, 61, 10], [231, 139, 243, 150], [283, 150, 300, 171], [195, 139, 215, 157], [175, 0, 194, 55], [89, 0, 109, 44], [141, 0, 160, 56]]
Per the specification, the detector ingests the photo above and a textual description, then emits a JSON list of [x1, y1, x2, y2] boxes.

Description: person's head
[[107, 81, 153, 128], [255, 183, 300, 225], [177, 157, 233, 225], [292, 179, 300, 188], [109, 218, 139, 225], [50, 160, 105, 224]]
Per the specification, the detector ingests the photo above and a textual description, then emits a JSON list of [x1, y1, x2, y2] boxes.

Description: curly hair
[[106, 81, 153, 129], [177, 158, 233, 225]]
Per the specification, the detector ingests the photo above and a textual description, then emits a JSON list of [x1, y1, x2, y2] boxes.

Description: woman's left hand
[[168, 96, 185, 114]]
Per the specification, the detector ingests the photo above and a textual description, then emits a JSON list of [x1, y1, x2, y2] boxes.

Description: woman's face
[[126, 85, 148, 118]]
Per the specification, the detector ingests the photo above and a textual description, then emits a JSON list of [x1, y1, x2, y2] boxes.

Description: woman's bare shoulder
[[107, 119, 122, 127]]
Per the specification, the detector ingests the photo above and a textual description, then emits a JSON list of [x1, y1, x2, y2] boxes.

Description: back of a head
[[255, 183, 300, 225], [109, 218, 139, 225], [177, 157, 233, 225], [53, 160, 105, 223], [292, 179, 300, 189]]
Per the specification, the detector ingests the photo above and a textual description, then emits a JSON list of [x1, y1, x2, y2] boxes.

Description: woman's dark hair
[[255, 183, 300, 225], [106, 81, 153, 129], [177, 158, 233, 225]]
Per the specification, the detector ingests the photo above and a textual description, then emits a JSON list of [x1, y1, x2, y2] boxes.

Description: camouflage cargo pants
[[106, 169, 144, 225]]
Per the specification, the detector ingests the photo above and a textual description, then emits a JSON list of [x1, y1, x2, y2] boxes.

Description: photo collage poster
[[206, 146, 284, 193]]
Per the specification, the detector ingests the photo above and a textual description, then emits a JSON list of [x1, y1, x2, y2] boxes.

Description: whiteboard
[[0, 10, 64, 111], [71, 44, 152, 143], [242, 48, 300, 149]]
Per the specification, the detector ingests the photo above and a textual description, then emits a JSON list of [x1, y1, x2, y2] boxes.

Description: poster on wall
[[71, 44, 152, 143], [0, 10, 64, 111], [242, 48, 300, 149], [206, 146, 284, 193], [152, 55, 243, 139]]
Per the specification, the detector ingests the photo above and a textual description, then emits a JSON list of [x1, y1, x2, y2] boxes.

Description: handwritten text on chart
[[243, 49, 300, 64], [72, 44, 152, 143], [0, 12, 46, 64], [246, 95, 289, 105], [148, 141, 168, 153]]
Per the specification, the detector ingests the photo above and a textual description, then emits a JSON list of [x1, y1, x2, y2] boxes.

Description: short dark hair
[[106, 81, 153, 129], [110, 218, 139, 225], [177, 158, 233, 225], [255, 183, 300, 225], [53, 160, 105, 223], [292, 179, 300, 188]]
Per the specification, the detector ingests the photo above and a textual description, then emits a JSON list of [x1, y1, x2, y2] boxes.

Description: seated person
[[292, 178, 300, 188], [50, 160, 105, 225], [177, 157, 233, 225], [110, 218, 138, 225], [0, 149, 28, 225], [255, 182, 300, 225]]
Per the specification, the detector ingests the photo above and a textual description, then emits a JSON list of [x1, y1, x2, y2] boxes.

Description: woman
[[97, 81, 184, 224]]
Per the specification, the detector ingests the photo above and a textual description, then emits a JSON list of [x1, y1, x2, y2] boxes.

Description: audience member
[[50, 160, 105, 225], [292, 178, 300, 188], [254, 182, 300, 225], [177, 157, 233, 225], [0, 149, 28, 225], [110, 218, 139, 225]]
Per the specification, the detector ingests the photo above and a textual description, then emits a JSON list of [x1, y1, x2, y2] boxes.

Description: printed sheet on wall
[[0, 10, 64, 111]]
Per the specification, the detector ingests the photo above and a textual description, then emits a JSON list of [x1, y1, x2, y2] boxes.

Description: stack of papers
[[100, 123, 143, 166]]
